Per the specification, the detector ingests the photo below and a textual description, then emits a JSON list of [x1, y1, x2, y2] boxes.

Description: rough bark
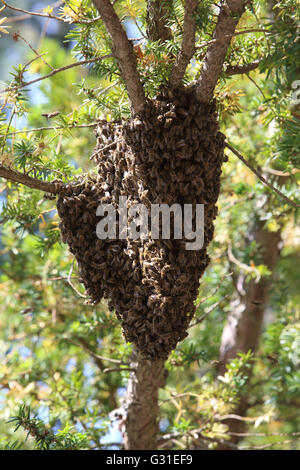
[[224, 59, 261, 76], [146, 0, 173, 42], [169, 0, 199, 87], [92, 0, 146, 114], [218, 220, 282, 446], [194, 0, 246, 103], [0, 164, 61, 193], [122, 350, 166, 450]]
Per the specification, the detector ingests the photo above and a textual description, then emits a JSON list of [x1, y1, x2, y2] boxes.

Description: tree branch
[[189, 295, 231, 328], [67, 338, 131, 373], [194, 0, 246, 103], [227, 242, 261, 282], [158, 428, 240, 450], [226, 142, 300, 208], [91, 0, 146, 114], [6, 123, 98, 136], [225, 59, 262, 75], [0, 165, 61, 193], [2, 55, 112, 94], [169, 0, 199, 88], [146, 0, 173, 42], [1, 0, 102, 24]]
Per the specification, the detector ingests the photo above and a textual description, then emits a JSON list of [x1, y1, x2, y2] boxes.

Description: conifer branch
[[1, 0, 102, 24], [169, 0, 199, 88], [2, 55, 112, 94], [0, 165, 61, 194], [91, 0, 146, 114]]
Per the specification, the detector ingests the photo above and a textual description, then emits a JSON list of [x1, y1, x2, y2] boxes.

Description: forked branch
[[92, 0, 146, 114]]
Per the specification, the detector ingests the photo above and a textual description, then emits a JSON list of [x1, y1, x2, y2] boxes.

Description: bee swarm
[[56, 88, 226, 360]]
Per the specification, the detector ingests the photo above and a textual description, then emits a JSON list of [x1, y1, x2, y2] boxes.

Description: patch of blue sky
[[0, 193, 6, 213], [37, 404, 49, 424], [18, 345, 32, 359], [159, 417, 169, 432], [117, 386, 126, 398], [83, 362, 95, 378], [65, 357, 77, 372], [125, 18, 144, 41], [75, 421, 86, 433], [0, 389, 8, 410], [100, 420, 122, 449]]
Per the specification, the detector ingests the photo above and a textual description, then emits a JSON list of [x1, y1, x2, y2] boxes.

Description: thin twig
[[215, 413, 258, 423], [67, 262, 87, 299], [229, 431, 300, 437], [158, 428, 240, 450], [70, 337, 104, 371], [38, 17, 51, 51], [103, 367, 136, 373], [262, 166, 300, 177], [241, 439, 299, 450], [48, 275, 78, 281], [227, 242, 261, 283], [1, 55, 112, 94], [1, 103, 16, 153], [196, 271, 233, 306], [2, 0, 102, 24], [18, 32, 54, 70], [90, 141, 117, 160], [6, 123, 98, 136], [226, 142, 300, 208], [67, 338, 130, 366], [195, 27, 268, 51], [246, 73, 266, 98], [234, 28, 270, 36], [189, 295, 230, 328]]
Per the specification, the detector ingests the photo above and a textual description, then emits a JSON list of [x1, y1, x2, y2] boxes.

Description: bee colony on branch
[[56, 88, 226, 360]]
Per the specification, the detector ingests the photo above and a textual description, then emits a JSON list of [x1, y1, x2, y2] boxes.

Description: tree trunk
[[218, 220, 281, 445], [122, 350, 166, 450]]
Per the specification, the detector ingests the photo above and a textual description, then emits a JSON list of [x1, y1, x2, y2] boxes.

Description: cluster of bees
[[56, 88, 226, 360]]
